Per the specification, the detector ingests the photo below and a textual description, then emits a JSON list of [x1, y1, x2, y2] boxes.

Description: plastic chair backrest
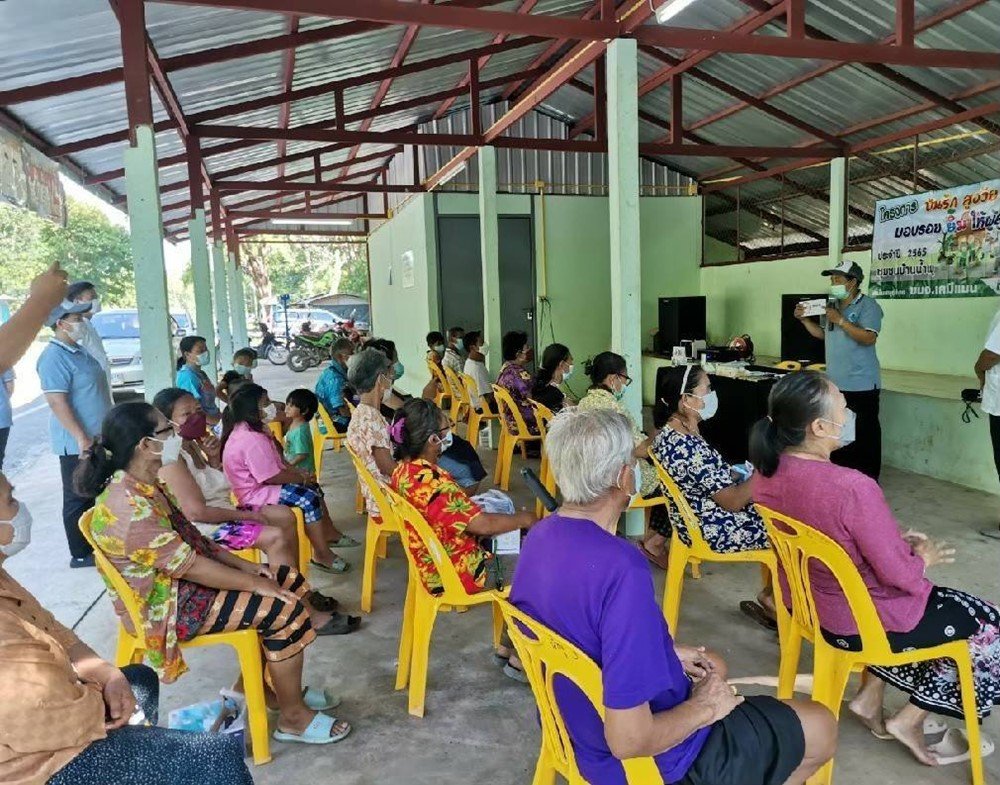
[[443, 365, 468, 407], [461, 372, 492, 414], [426, 359, 451, 395], [346, 445, 399, 527], [346, 399, 357, 415], [310, 417, 325, 471], [267, 420, 284, 446], [78, 509, 148, 647], [491, 383, 533, 437], [381, 483, 475, 600], [528, 398, 556, 436], [756, 504, 893, 657], [498, 600, 661, 782], [775, 360, 803, 371], [316, 402, 341, 440], [649, 452, 713, 553]]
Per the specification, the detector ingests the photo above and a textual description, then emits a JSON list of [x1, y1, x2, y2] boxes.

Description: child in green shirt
[[284, 388, 318, 475]]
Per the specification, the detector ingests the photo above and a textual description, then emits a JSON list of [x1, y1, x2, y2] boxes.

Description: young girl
[[221, 383, 355, 574]]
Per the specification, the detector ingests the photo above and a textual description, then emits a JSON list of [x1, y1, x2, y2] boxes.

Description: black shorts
[[676, 696, 804, 785]]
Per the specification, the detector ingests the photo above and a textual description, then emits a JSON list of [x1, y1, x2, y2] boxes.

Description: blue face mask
[[393, 361, 405, 381], [821, 408, 856, 448], [455, 337, 464, 352]]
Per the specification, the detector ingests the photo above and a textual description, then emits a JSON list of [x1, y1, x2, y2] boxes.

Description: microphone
[[521, 467, 558, 512]]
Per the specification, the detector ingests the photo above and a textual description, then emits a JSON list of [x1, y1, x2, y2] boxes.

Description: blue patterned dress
[[651, 426, 768, 553]]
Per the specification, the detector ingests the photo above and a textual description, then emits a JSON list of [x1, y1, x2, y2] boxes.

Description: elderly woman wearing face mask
[[345, 348, 397, 522], [0, 472, 255, 784]]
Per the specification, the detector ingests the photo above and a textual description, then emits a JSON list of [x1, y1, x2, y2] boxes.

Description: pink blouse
[[753, 455, 932, 636], [222, 422, 285, 508]]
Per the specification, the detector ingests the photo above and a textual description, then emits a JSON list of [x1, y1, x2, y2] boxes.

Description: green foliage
[[241, 237, 369, 302], [0, 199, 136, 305]]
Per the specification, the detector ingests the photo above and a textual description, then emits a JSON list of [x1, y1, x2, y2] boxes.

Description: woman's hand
[[913, 537, 956, 568], [676, 645, 716, 681], [100, 667, 139, 730], [252, 576, 299, 605], [200, 433, 222, 464]]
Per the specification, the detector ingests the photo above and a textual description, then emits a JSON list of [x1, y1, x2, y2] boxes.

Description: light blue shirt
[[37, 339, 112, 455], [176, 364, 221, 417], [0, 369, 14, 429], [825, 293, 883, 392]]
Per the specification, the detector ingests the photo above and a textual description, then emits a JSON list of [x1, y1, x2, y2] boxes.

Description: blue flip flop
[[302, 686, 341, 711], [273, 712, 351, 745]]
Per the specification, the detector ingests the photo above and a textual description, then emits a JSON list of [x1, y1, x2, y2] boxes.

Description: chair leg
[[531, 746, 557, 785], [407, 593, 439, 718], [491, 600, 505, 651], [497, 433, 515, 491], [354, 482, 365, 516], [361, 518, 380, 614], [295, 515, 311, 579], [501, 439, 515, 490], [777, 623, 803, 701], [955, 650, 985, 785], [690, 559, 702, 580], [115, 629, 143, 667], [376, 530, 389, 559], [395, 575, 417, 691], [235, 638, 271, 765], [662, 545, 689, 633], [493, 429, 506, 484], [469, 412, 482, 446]]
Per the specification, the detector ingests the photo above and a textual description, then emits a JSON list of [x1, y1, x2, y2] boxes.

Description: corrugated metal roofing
[[1, 0, 997, 249]]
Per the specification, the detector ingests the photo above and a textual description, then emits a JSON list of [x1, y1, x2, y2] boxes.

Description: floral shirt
[[390, 458, 488, 594], [651, 427, 768, 554], [577, 388, 658, 496], [496, 361, 538, 434], [90, 470, 225, 682], [346, 402, 392, 519]]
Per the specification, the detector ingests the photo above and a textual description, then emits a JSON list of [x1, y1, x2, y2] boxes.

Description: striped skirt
[[198, 565, 316, 662]]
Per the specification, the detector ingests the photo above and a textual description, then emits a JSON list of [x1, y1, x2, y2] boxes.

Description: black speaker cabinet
[[780, 293, 826, 364], [658, 296, 706, 354]]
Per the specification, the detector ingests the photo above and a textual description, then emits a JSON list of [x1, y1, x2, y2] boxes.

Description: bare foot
[[848, 693, 887, 737], [886, 715, 940, 766]]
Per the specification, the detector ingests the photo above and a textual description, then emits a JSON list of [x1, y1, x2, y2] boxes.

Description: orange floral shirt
[[390, 459, 488, 594]]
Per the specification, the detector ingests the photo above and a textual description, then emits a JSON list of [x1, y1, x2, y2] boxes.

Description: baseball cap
[[821, 260, 864, 282], [45, 300, 93, 328]]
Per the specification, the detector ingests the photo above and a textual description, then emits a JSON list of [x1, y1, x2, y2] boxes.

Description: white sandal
[[928, 727, 994, 765]]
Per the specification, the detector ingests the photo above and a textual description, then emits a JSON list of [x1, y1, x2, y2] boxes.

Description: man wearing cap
[[795, 260, 884, 480], [36, 301, 113, 567]]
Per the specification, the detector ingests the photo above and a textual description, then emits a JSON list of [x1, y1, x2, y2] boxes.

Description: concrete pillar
[[188, 209, 217, 376], [123, 125, 174, 400], [478, 146, 502, 379], [227, 252, 248, 349], [607, 39, 643, 537], [828, 157, 847, 265], [212, 240, 234, 368]]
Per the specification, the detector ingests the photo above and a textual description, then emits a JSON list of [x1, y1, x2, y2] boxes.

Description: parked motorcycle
[[287, 330, 336, 372], [255, 323, 288, 365]]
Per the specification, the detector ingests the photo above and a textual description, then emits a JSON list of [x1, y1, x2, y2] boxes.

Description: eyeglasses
[[618, 374, 633, 387], [435, 419, 455, 436], [153, 425, 174, 437]]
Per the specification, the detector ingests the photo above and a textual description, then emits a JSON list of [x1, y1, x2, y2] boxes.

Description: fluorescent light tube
[[270, 218, 354, 226], [654, 0, 700, 24]]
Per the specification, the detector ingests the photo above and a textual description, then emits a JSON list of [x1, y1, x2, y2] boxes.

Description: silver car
[[93, 309, 185, 396]]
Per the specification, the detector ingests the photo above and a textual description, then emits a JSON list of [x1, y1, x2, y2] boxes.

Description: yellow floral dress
[[577, 387, 658, 497]]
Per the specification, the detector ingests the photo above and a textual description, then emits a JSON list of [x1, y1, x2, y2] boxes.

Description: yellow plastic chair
[[774, 360, 803, 371], [332, 401, 365, 514], [316, 402, 347, 453], [757, 505, 984, 785], [491, 384, 543, 490], [267, 420, 284, 446], [290, 505, 311, 579], [529, 399, 557, 517], [381, 485, 506, 717], [805, 363, 827, 371], [498, 600, 662, 784], [79, 510, 271, 765], [346, 446, 402, 614], [462, 372, 500, 448], [443, 365, 470, 427], [651, 454, 787, 645], [425, 359, 452, 411]]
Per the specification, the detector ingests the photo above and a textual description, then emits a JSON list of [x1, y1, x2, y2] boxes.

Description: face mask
[[62, 320, 86, 342], [234, 364, 252, 377], [434, 430, 454, 453], [151, 433, 184, 465], [829, 284, 848, 300], [480, 343, 489, 355], [612, 378, 627, 401], [251, 360, 258, 369], [691, 390, 719, 421], [432, 343, 445, 354], [196, 351, 211, 367], [393, 361, 405, 381], [563, 364, 574, 381], [262, 403, 278, 422], [84, 297, 101, 315], [455, 338, 464, 352], [175, 411, 207, 441], [821, 408, 856, 448], [0, 501, 33, 558], [619, 463, 641, 507], [382, 387, 394, 404]]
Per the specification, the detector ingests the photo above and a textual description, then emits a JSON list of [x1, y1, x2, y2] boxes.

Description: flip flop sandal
[[739, 600, 778, 631], [639, 541, 669, 570], [503, 662, 529, 683], [928, 727, 995, 765], [302, 686, 342, 711], [978, 527, 1000, 541], [870, 715, 950, 741], [329, 534, 362, 548], [492, 652, 511, 666], [308, 591, 339, 612], [273, 712, 352, 745], [314, 612, 362, 636], [310, 556, 350, 574]]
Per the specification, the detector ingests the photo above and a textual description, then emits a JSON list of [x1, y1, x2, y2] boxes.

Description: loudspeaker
[[780, 293, 826, 363], [658, 296, 706, 355]]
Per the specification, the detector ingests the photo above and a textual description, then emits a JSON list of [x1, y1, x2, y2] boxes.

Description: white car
[[95, 309, 185, 396], [275, 308, 340, 336]]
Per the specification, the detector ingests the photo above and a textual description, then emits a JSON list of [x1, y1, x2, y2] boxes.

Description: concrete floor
[[7, 360, 1000, 784]]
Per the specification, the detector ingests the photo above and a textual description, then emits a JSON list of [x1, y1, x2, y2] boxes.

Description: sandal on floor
[[739, 600, 778, 631], [492, 652, 511, 666], [329, 534, 361, 548], [310, 556, 350, 574], [927, 728, 994, 765], [639, 541, 669, 570], [503, 662, 529, 684], [273, 712, 351, 745], [302, 686, 341, 711], [870, 715, 948, 741], [979, 527, 1000, 541], [308, 591, 339, 612], [314, 612, 361, 636]]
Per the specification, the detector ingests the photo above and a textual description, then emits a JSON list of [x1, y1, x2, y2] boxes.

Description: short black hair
[[426, 331, 445, 347], [501, 330, 529, 362], [447, 326, 464, 340], [464, 329, 482, 349], [66, 281, 96, 301], [286, 388, 318, 421], [233, 347, 258, 363]]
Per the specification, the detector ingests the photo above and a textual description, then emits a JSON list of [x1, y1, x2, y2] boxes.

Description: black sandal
[[308, 591, 339, 613], [739, 600, 778, 631], [314, 612, 361, 636]]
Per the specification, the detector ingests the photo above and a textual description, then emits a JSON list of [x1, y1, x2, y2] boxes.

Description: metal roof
[[1, 0, 998, 254]]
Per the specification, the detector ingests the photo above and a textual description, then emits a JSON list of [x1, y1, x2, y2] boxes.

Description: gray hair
[[332, 337, 354, 358], [545, 407, 635, 505], [348, 347, 392, 393]]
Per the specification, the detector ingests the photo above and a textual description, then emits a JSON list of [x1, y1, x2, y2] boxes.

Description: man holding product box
[[794, 260, 884, 481]]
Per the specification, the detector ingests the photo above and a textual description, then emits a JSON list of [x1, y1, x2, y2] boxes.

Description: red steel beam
[[237, 228, 368, 237], [670, 74, 682, 146], [152, 0, 620, 40], [117, 0, 155, 133], [166, 189, 369, 229], [896, 0, 914, 48], [228, 210, 384, 220], [275, 17, 300, 184], [217, 179, 423, 194]]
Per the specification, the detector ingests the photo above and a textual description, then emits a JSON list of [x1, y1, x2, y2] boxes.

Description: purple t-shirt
[[509, 515, 709, 784]]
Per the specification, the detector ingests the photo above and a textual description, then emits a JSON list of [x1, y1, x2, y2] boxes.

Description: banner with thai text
[[0, 127, 66, 225], [870, 179, 1000, 299]]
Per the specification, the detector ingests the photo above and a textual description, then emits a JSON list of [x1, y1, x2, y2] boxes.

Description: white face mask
[[433, 429, 454, 453], [480, 343, 489, 355], [820, 408, 856, 448], [0, 501, 33, 558], [683, 390, 719, 421], [62, 320, 86, 342], [562, 364, 575, 381], [151, 433, 184, 465], [84, 297, 101, 315], [262, 403, 278, 422]]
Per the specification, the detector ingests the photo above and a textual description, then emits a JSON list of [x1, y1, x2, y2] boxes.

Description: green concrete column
[[188, 209, 217, 376], [607, 39, 644, 537], [233, 264, 250, 348], [123, 125, 174, 400], [478, 146, 502, 378], [227, 252, 248, 349], [828, 157, 847, 265], [212, 240, 234, 368]]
